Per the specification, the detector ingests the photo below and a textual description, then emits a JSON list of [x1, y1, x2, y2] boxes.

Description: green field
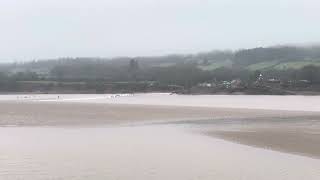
[[274, 61, 320, 70], [246, 60, 320, 71], [247, 61, 279, 70], [198, 60, 232, 71]]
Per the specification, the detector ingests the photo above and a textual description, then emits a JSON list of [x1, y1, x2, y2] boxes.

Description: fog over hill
[[1, 45, 320, 71]]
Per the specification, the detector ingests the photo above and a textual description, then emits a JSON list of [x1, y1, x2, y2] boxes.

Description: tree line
[[0, 45, 320, 92]]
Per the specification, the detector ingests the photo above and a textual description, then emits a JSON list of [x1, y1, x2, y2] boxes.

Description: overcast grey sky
[[0, 0, 319, 61]]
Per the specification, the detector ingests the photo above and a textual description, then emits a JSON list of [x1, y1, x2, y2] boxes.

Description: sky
[[0, 0, 320, 61]]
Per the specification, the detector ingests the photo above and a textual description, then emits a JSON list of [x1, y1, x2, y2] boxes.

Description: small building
[[198, 83, 213, 88], [267, 78, 281, 83], [231, 79, 243, 89], [221, 81, 231, 89]]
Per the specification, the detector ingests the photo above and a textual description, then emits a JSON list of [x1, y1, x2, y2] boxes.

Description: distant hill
[[1, 45, 320, 74], [233, 46, 320, 70], [196, 46, 320, 71], [1, 45, 320, 94]]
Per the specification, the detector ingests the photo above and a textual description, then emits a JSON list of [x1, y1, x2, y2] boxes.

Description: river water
[[1, 125, 320, 180]]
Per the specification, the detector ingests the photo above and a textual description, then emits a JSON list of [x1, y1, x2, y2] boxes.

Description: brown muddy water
[[1, 125, 320, 180]]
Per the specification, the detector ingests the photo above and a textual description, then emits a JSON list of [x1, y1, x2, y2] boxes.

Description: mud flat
[[0, 101, 319, 126], [1, 99, 320, 159], [202, 116, 320, 158], [1, 94, 320, 179]]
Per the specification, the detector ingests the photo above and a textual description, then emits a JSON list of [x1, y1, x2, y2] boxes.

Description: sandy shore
[[2, 94, 320, 180], [1, 101, 319, 126], [197, 115, 320, 158], [3, 93, 320, 111], [1, 94, 320, 159], [209, 127, 320, 158]]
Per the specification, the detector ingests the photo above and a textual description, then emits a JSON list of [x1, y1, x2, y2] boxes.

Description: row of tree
[[50, 61, 320, 86], [1, 45, 320, 92], [0, 62, 319, 92]]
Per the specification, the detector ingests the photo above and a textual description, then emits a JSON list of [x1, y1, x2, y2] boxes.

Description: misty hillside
[[1, 46, 320, 74]]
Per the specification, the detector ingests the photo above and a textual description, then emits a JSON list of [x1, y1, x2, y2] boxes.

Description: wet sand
[[1, 94, 320, 179], [1, 101, 319, 126], [1, 94, 320, 159], [211, 128, 320, 158], [199, 116, 320, 158]]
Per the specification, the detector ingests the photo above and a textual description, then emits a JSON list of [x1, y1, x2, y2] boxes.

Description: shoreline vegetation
[[1, 82, 320, 95]]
